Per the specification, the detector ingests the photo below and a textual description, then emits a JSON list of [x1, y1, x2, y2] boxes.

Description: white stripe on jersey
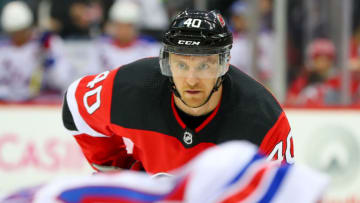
[[66, 129, 82, 136], [122, 137, 134, 154], [66, 78, 108, 138]]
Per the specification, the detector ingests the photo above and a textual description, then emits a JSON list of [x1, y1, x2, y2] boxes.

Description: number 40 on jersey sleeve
[[83, 71, 110, 114], [267, 132, 295, 164]]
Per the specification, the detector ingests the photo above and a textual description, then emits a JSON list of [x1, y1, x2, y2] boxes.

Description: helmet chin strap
[[169, 76, 224, 109]]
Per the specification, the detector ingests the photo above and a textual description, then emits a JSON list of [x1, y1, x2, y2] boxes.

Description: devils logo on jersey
[[183, 131, 193, 145]]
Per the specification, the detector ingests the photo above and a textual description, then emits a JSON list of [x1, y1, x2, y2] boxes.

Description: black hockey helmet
[[160, 9, 233, 77]]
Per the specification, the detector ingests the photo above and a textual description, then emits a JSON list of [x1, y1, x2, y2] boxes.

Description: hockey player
[[0, 1, 72, 102], [1, 141, 326, 203], [62, 10, 294, 174]]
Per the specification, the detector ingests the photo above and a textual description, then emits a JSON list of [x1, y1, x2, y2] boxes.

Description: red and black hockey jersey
[[62, 57, 294, 174]]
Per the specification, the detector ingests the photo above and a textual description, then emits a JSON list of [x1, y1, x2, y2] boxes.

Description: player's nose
[[185, 69, 200, 87]]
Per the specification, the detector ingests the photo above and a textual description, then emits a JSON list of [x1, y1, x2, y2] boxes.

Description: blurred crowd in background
[[0, 0, 360, 107]]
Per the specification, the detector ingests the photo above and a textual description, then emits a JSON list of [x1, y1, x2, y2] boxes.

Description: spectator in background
[[286, 38, 339, 106], [228, 0, 274, 84], [49, 0, 103, 39], [0, 1, 73, 102], [84, 0, 161, 75], [288, 38, 360, 107], [102, 0, 169, 41], [0, 0, 40, 35]]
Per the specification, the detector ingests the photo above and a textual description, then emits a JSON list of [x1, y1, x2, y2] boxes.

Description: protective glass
[[160, 45, 231, 79]]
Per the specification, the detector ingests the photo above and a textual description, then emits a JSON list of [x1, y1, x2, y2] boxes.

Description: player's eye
[[176, 62, 187, 70], [197, 63, 209, 70]]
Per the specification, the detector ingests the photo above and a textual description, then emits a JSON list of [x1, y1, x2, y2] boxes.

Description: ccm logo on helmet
[[178, 40, 200, 46]]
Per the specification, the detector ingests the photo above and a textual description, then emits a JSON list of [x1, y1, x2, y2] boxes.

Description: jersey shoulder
[[228, 65, 283, 121], [110, 57, 169, 128], [220, 66, 285, 144], [63, 69, 119, 136]]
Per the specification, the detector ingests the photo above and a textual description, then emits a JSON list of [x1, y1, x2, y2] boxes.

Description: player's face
[[112, 22, 137, 43], [9, 28, 32, 46], [169, 53, 220, 107], [312, 55, 333, 76]]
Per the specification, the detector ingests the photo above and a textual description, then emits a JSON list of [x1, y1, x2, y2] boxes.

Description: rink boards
[[0, 105, 359, 202]]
